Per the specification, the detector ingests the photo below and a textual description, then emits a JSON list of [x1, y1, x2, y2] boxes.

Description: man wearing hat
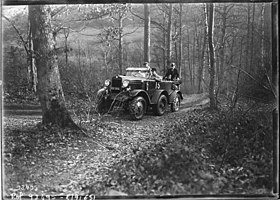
[[164, 62, 179, 81]]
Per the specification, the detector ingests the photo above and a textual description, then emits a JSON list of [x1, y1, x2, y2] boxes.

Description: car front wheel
[[129, 96, 147, 120], [153, 95, 168, 116], [171, 93, 180, 112], [96, 88, 107, 114]]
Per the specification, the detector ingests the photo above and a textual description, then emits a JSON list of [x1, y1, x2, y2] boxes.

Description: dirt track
[[3, 93, 209, 116]]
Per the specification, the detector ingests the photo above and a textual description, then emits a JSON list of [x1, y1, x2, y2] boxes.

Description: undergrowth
[[94, 102, 274, 195]]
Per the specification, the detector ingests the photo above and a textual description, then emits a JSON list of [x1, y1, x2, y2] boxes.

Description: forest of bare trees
[[2, 2, 278, 196], [3, 3, 275, 103]]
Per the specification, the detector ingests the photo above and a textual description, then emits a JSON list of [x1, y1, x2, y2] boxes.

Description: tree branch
[[3, 15, 29, 54], [129, 7, 167, 32], [230, 65, 275, 96], [51, 6, 66, 18], [122, 27, 140, 37]]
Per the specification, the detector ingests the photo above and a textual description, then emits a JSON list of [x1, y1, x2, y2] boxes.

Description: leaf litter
[[3, 99, 274, 196]]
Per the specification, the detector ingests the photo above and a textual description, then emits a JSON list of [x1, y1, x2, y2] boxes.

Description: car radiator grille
[[112, 79, 122, 87], [111, 78, 122, 92]]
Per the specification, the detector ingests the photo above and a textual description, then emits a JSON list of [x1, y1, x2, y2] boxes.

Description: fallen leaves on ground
[[3, 98, 274, 196]]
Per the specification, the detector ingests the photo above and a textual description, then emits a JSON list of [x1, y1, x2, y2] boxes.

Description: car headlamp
[[104, 79, 110, 86], [171, 84, 178, 90], [122, 80, 129, 88]]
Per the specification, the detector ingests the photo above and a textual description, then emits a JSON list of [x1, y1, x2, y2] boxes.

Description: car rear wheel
[[153, 95, 168, 116], [171, 93, 180, 112], [129, 96, 146, 120]]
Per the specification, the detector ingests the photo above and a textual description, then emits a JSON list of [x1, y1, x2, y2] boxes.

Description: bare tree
[[3, 14, 37, 92], [206, 3, 217, 109], [215, 4, 234, 95], [249, 4, 255, 72], [197, 5, 207, 94], [245, 3, 251, 72], [118, 10, 124, 74], [166, 3, 173, 67], [178, 4, 183, 78], [144, 4, 151, 63]]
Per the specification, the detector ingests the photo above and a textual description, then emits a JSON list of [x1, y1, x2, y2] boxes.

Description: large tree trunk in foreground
[[29, 5, 78, 129]]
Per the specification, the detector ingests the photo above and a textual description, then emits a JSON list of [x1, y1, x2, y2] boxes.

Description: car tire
[[96, 89, 112, 114], [96, 90, 106, 113], [153, 95, 168, 116], [171, 93, 180, 112], [129, 96, 146, 120], [123, 101, 130, 112]]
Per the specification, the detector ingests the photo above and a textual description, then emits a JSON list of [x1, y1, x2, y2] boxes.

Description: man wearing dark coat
[[164, 62, 179, 80]]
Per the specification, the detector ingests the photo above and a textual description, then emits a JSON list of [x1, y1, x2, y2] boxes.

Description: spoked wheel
[[153, 95, 168, 116], [129, 96, 147, 120], [171, 93, 180, 112]]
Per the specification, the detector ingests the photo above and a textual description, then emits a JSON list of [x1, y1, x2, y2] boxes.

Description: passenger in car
[[150, 68, 162, 81], [143, 62, 151, 70]]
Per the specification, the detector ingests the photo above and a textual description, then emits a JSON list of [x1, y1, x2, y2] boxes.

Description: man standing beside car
[[164, 62, 179, 81]]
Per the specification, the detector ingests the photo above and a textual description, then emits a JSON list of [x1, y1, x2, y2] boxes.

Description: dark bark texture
[[29, 5, 78, 129]]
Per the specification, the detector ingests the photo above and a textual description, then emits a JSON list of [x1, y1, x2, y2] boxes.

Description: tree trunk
[[29, 5, 78, 129], [64, 28, 70, 67], [144, 4, 151, 63], [187, 29, 192, 87], [249, 4, 255, 73], [4, 12, 38, 92], [260, 3, 265, 69], [218, 5, 227, 94], [192, 29, 196, 87], [27, 16, 37, 93], [206, 3, 217, 109], [118, 11, 123, 74], [166, 3, 173, 66], [178, 4, 183, 78], [197, 5, 207, 94], [245, 3, 251, 71], [163, 12, 167, 73]]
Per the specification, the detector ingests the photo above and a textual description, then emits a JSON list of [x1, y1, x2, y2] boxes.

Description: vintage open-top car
[[96, 67, 183, 120]]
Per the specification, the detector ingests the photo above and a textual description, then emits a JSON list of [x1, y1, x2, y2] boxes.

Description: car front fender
[[129, 90, 152, 104]]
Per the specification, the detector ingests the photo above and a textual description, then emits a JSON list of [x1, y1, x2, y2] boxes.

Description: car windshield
[[126, 69, 150, 78]]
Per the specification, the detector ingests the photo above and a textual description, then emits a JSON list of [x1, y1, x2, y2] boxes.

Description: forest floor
[[3, 93, 274, 196]]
